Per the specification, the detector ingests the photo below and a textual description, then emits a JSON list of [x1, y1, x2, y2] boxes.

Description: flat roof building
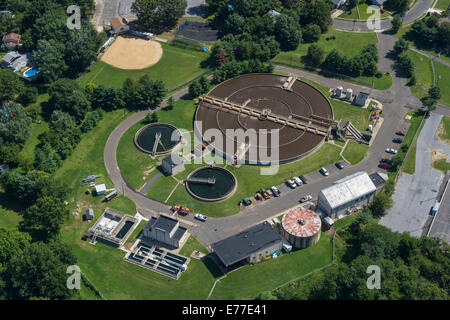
[[161, 154, 185, 176], [211, 222, 283, 272], [318, 171, 377, 218], [142, 214, 189, 249], [94, 184, 107, 195]]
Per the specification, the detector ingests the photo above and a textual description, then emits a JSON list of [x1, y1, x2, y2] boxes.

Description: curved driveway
[[103, 1, 438, 247], [333, 0, 434, 31]]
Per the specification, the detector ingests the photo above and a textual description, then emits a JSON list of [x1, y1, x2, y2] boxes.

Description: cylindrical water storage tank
[[346, 88, 353, 100], [336, 86, 343, 96], [281, 208, 321, 249]]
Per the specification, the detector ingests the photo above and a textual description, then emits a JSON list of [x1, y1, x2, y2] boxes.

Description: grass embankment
[[402, 119, 425, 174], [435, 0, 450, 10], [78, 43, 208, 91], [339, 4, 391, 20], [209, 232, 333, 300], [438, 116, 450, 142], [273, 29, 392, 90], [117, 99, 196, 189], [342, 140, 369, 165]]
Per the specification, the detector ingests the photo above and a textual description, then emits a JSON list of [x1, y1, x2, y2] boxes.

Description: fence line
[[81, 272, 107, 300]]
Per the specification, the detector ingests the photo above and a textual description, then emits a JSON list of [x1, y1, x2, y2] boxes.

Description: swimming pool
[[24, 68, 38, 77]]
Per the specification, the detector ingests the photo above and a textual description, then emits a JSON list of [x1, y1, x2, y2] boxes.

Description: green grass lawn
[[78, 43, 208, 91], [435, 0, 450, 10], [117, 99, 197, 189], [434, 61, 450, 107], [402, 118, 425, 174], [209, 232, 333, 299], [432, 158, 450, 172], [19, 121, 49, 164], [148, 143, 342, 217], [272, 29, 393, 90], [358, 4, 391, 20], [342, 140, 369, 164], [438, 116, 450, 142], [0, 202, 22, 231], [408, 49, 434, 99]]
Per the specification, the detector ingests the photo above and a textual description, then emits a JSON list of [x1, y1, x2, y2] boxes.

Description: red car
[[380, 8, 385, 13], [379, 162, 391, 169], [396, 130, 405, 136]]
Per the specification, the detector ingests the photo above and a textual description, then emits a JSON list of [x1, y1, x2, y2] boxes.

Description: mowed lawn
[[78, 43, 208, 91], [342, 140, 369, 165], [438, 116, 450, 141], [146, 143, 342, 217], [272, 29, 392, 90], [209, 232, 333, 299], [407, 50, 450, 107], [435, 0, 450, 10], [117, 99, 197, 189]]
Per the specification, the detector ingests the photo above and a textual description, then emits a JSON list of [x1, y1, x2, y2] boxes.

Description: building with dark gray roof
[[161, 154, 185, 176], [142, 214, 189, 249], [211, 222, 283, 272], [369, 172, 387, 190]]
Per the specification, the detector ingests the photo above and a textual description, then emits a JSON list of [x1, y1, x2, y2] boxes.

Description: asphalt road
[[380, 113, 445, 236], [333, 0, 434, 31], [428, 174, 450, 243]]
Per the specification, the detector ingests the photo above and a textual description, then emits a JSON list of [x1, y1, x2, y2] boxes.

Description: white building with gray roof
[[317, 171, 377, 218]]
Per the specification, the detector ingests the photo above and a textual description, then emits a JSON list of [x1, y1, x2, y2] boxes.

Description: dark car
[[379, 162, 391, 169], [335, 162, 344, 169], [299, 175, 308, 184], [381, 158, 393, 164], [395, 130, 406, 136], [392, 138, 403, 143]]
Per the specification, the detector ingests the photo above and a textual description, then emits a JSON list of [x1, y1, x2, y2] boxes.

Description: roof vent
[[298, 218, 304, 225]]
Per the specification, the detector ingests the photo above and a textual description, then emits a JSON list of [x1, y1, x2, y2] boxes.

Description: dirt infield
[[101, 36, 163, 70]]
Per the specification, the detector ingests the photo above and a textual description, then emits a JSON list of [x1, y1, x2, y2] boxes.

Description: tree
[[34, 143, 61, 174], [369, 192, 393, 216], [33, 39, 68, 82], [47, 79, 90, 121], [22, 196, 69, 240], [303, 24, 321, 43], [0, 69, 24, 103], [6, 240, 76, 299], [398, 53, 414, 78], [224, 13, 247, 35], [299, 0, 332, 33], [394, 38, 409, 55], [390, 15, 402, 34], [189, 80, 204, 98], [0, 102, 32, 146], [132, 0, 187, 29], [428, 86, 441, 100], [307, 44, 324, 67], [274, 14, 302, 51], [18, 86, 38, 106]]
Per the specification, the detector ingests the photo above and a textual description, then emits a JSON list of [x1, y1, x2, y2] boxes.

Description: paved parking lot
[[185, 0, 206, 17], [380, 114, 446, 237], [93, 0, 136, 30]]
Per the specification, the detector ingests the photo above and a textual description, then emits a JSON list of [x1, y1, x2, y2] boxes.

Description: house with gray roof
[[1, 51, 30, 72]]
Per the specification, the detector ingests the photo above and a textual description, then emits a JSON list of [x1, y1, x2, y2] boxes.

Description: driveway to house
[[333, 0, 434, 31], [380, 113, 446, 236]]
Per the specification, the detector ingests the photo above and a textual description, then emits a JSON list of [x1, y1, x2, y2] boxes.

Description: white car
[[271, 186, 281, 197], [300, 195, 312, 203], [293, 176, 302, 186], [319, 167, 329, 176], [286, 179, 296, 188], [194, 214, 207, 222], [386, 148, 397, 154]]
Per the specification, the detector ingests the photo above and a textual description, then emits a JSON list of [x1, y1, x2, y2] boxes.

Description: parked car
[[255, 193, 263, 201], [386, 148, 397, 154], [286, 179, 296, 188], [260, 188, 270, 200], [271, 186, 281, 197], [319, 167, 329, 176], [395, 130, 405, 136], [240, 197, 252, 206], [299, 175, 308, 184], [194, 213, 207, 222], [335, 162, 344, 169], [379, 162, 391, 169], [300, 195, 313, 203], [293, 176, 302, 186], [381, 158, 393, 164], [392, 138, 403, 143]]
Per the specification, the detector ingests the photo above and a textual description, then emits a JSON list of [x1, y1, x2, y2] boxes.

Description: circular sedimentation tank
[[185, 166, 237, 202], [281, 207, 321, 249], [134, 123, 182, 155], [195, 73, 334, 165]]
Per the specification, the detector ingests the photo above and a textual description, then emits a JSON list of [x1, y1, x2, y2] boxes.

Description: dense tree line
[[132, 0, 187, 30], [260, 211, 449, 300], [320, 44, 380, 77], [409, 15, 450, 56]]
